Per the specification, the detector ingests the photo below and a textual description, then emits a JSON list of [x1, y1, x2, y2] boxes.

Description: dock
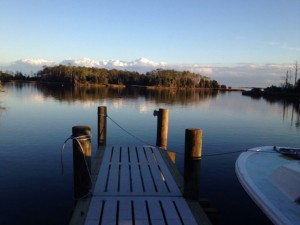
[[69, 107, 213, 225]]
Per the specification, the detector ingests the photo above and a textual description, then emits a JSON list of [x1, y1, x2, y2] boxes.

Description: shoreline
[[242, 89, 300, 98], [7, 80, 244, 92]]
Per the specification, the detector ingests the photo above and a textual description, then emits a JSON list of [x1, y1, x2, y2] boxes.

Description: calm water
[[0, 82, 299, 225]]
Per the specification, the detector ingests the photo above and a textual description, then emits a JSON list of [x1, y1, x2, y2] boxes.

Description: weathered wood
[[97, 106, 107, 146], [155, 108, 169, 150], [72, 126, 92, 199], [69, 146, 106, 225], [85, 197, 198, 225], [93, 146, 181, 196], [70, 145, 212, 225], [160, 147, 212, 225], [184, 128, 202, 200]]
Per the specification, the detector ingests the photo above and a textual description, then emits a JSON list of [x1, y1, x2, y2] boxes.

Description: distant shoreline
[[242, 88, 300, 98], [6, 80, 245, 92]]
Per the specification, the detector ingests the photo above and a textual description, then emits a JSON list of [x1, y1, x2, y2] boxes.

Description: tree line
[[0, 71, 39, 82], [263, 60, 300, 95], [0, 65, 226, 89], [244, 60, 300, 96]]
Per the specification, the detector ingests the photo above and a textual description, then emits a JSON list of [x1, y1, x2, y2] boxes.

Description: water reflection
[[0, 85, 5, 115], [4, 82, 300, 129], [1, 82, 297, 225], [33, 83, 222, 105], [246, 94, 300, 129]]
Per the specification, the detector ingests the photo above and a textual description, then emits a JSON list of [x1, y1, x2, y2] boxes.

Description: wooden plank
[[133, 198, 150, 225], [140, 161, 157, 193], [129, 146, 139, 163], [119, 164, 131, 193], [110, 146, 120, 163], [151, 148, 182, 195], [118, 198, 133, 223], [146, 199, 166, 225], [144, 146, 158, 164], [106, 163, 119, 193], [94, 146, 182, 196], [159, 199, 183, 225], [148, 163, 168, 193], [84, 197, 199, 225], [79, 146, 211, 225], [93, 147, 113, 194], [100, 199, 117, 225], [172, 198, 199, 224], [84, 198, 104, 225], [136, 146, 148, 164], [120, 146, 130, 164], [130, 163, 144, 193]]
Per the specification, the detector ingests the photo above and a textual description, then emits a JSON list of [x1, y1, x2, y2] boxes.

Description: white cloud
[[211, 63, 291, 87], [0, 59, 55, 74], [61, 58, 100, 67], [0, 57, 293, 88]]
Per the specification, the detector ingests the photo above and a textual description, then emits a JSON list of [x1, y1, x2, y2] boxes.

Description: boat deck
[[236, 146, 300, 225]]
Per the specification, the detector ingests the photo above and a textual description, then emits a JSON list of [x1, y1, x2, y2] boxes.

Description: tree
[[294, 60, 298, 86], [211, 80, 219, 88], [36, 66, 226, 89], [283, 70, 292, 89]]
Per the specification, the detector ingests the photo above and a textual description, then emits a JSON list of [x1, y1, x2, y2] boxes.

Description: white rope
[[61, 134, 93, 199]]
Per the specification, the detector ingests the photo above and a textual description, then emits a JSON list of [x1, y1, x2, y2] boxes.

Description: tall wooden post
[[72, 125, 92, 199], [155, 108, 169, 150], [184, 128, 202, 199], [98, 106, 107, 146]]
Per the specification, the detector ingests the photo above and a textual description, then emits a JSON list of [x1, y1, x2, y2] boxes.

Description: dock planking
[[70, 146, 211, 225]]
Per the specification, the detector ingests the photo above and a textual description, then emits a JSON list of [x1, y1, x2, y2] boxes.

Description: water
[[0, 82, 299, 225]]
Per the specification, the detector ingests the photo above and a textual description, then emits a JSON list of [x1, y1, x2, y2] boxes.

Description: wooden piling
[[184, 128, 202, 199], [155, 108, 169, 150], [97, 106, 107, 146], [72, 125, 92, 199]]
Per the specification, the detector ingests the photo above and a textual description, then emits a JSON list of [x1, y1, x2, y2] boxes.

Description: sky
[[0, 0, 299, 87]]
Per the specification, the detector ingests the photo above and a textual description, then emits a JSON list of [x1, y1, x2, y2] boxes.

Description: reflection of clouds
[[139, 103, 156, 113], [79, 100, 98, 109], [198, 98, 212, 109], [28, 94, 45, 103], [112, 99, 124, 109]]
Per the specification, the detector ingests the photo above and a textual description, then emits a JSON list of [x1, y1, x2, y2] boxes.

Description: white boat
[[235, 146, 300, 225]]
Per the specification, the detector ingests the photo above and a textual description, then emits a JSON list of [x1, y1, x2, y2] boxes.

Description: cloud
[[0, 57, 293, 88], [211, 63, 291, 87], [0, 59, 55, 74]]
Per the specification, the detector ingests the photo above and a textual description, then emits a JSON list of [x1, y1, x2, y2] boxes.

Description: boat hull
[[235, 146, 300, 225]]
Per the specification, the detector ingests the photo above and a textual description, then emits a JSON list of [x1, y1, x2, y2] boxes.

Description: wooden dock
[[69, 107, 213, 225], [69, 145, 212, 225]]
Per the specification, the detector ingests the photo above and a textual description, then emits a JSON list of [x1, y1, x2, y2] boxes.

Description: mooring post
[[184, 128, 202, 199], [72, 125, 92, 199], [98, 106, 107, 146], [154, 108, 169, 150]]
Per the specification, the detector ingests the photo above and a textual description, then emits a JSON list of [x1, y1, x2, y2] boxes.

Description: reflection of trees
[[0, 105, 5, 115], [247, 94, 300, 129], [35, 83, 221, 106], [0, 83, 5, 116]]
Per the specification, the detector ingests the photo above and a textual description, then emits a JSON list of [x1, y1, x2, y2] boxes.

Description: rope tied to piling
[[61, 134, 92, 174], [61, 134, 93, 199], [105, 113, 154, 147], [98, 111, 249, 156]]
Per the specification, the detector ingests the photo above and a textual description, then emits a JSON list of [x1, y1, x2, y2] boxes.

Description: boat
[[235, 146, 300, 225]]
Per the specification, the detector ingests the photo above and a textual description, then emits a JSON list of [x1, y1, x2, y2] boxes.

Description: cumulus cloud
[[211, 63, 291, 87], [0, 59, 55, 74], [0, 57, 293, 88]]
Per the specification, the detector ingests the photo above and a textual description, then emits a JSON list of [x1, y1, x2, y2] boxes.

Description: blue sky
[[0, 0, 299, 87]]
